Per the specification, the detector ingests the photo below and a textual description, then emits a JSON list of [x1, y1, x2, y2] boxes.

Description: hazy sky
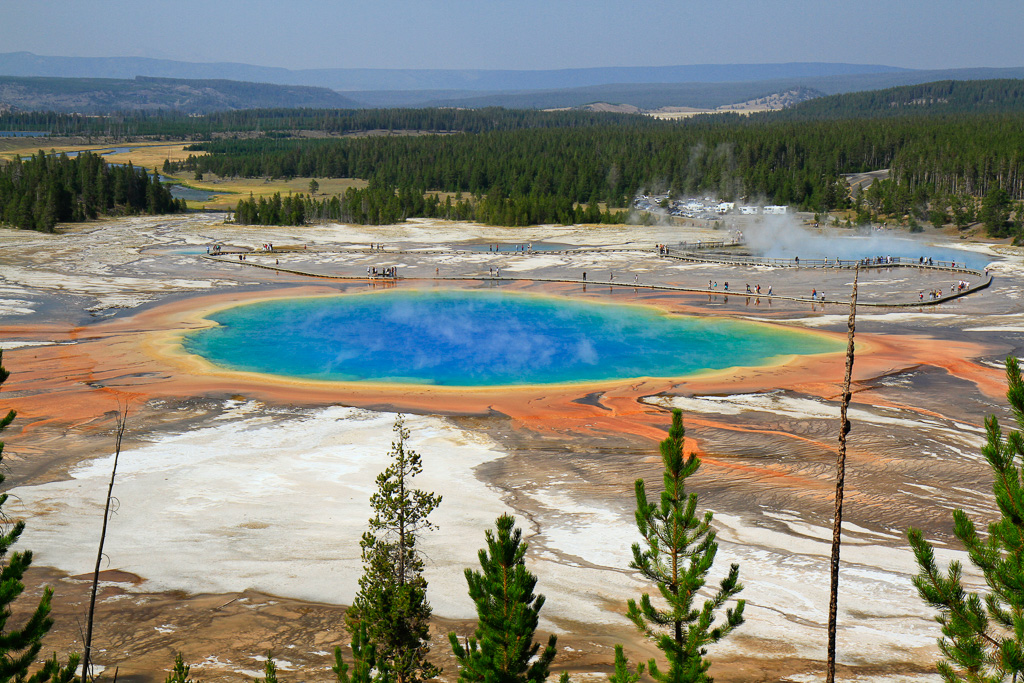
[[2, 0, 1020, 71]]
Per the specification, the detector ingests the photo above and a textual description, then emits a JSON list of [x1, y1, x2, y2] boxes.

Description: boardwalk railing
[[674, 239, 742, 251], [664, 249, 979, 273], [203, 253, 993, 308]]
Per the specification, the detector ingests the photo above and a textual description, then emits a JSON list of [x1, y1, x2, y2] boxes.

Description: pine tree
[[909, 356, 1024, 682], [0, 350, 80, 683], [981, 186, 1012, 237], [255, 655, 280, 683], [448, 514, 559, 683], [334, 623, 377, 683], [165, 653, 200, 683], [608, 646, 644, 683], [346, 414, 442, 683], [626, 408, 745, 683]]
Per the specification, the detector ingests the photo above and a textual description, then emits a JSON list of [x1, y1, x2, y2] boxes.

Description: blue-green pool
[[182, 290, 842, 386]]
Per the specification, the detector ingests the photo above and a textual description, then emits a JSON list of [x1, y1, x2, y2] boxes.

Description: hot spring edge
[[179, 289, 845, 387]]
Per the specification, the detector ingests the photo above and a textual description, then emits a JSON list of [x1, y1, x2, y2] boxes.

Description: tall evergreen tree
[[981, 186, 1013, 237], [909, 357, 1024, 682], [345, 414, 442, 683], [448, 514, 559, 683], [626, 409, 745, 683], [0, 350, 80, 683]]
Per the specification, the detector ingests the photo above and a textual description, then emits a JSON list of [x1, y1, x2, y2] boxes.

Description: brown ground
[[27, 562, 920, 683], [1, 216, 1016, 682], [1, 279, 1005, 682]]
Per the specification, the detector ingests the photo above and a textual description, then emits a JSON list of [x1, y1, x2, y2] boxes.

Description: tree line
[[234, 186, 626, 227], [0, 151, 184, 232], [777, 78, 1024, 120], [170, 112, 1024, 222], [0, 107, 656, 139]]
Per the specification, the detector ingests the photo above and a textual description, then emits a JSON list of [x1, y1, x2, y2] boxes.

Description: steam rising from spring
[[742, 215, 990, 268]]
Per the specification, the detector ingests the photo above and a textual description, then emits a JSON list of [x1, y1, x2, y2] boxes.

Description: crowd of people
[[920, 280, 973, 300], [489, 243, 534, 252], [368, 266, 398, 278]]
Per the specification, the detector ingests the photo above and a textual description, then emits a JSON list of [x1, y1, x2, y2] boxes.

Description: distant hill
[[403, 67, 1024, 110], [413, 81, 821, 111], [4, 53, 1024, 114], [775, 78, 1024, 118], [0, 52, 909, 91], [0, 75, 359, 113]]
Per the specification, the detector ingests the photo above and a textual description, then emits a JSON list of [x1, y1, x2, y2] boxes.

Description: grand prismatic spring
[[182, 290, 843, 385]]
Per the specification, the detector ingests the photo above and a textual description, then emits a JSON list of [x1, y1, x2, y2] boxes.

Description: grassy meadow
[[0, 138, 368, 210], [164, 174, 369, 210]]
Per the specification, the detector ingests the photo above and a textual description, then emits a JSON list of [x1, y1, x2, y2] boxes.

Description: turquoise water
[[183, 290, 842, 386]]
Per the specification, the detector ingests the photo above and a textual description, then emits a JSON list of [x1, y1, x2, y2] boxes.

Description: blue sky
[[1, 0, 1021, 71]]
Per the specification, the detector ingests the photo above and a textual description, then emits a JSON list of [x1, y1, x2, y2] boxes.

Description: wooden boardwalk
[[202, 248, 992, 308]]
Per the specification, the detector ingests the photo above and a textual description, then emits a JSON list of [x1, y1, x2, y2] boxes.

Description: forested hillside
[[0, 107, 653, 138], [779, 79, 1024, 118], [0, 151, 184, 231], [163, 112, 1024, 222], [0, 75, 359, 114]]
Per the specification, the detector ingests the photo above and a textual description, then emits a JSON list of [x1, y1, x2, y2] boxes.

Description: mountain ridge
[[408, 67, 1024, 110], [0, 52, 911, 91], [0, 75, 358, 114]]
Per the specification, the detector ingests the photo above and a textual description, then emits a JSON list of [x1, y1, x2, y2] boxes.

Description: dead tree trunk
[[826, 266, 859, 683], [82, 407, 127, 682]]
